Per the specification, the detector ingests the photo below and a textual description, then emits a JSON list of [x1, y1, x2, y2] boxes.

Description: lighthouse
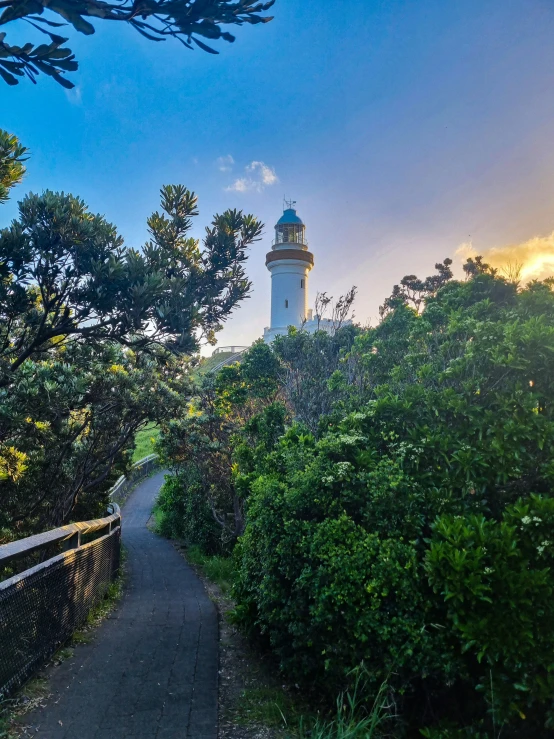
[[263, 203, 315, 342]]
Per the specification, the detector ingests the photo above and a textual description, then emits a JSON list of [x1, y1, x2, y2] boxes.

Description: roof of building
[[276, 208, 304, 227]]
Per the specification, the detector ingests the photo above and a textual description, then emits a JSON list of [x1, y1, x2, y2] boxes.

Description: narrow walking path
[[21, 472, 218, 739]]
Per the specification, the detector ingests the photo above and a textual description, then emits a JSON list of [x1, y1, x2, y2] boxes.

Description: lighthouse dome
[[276, 208, 304, 227]]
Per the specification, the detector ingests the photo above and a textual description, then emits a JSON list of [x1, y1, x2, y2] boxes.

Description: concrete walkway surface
[[20, 471, 218, 739]]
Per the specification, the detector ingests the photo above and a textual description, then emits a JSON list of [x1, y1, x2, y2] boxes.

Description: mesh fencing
[[109, 453, 159, 506], [0, 526, 120, 699]]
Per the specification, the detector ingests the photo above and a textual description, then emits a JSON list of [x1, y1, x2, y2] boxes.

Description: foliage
[[155, 291, 359, 553], [379, 258, 453, 317], [271, 324, 360, 433], [156, 340, 284, 552], [0, 0, 275, 87], [153, 250, 554, 734], [426, 496, 554, 732], [232, 434, 453, 714], [0, 184, 262, 365], [154, 469, 221, 552], [183, 544, 236, 594], [232, 269, 554, 736], [0, 130, 26, 204], [0, 341, 189, 534], [299, 673, 393, 739], [0, 135, 263, 535]]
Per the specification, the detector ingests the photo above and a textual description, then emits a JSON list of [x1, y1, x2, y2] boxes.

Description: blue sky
[[2, 0, 554, 350]]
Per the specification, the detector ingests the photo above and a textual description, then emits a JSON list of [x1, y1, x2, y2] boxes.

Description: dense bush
[[155, 472, 220, 552], [232, 272, 554, 736], [427, 496, 554, 732]]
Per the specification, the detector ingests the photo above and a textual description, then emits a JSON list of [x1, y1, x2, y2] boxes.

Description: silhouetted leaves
[[0, 0, 275, 87]]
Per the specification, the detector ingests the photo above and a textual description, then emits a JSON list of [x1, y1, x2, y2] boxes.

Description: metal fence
[[109, 453, 159, 505], [0, 505, 121, 699]]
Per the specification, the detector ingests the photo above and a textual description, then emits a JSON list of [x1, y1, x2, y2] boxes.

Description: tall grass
[[300, 671, 394, 739]]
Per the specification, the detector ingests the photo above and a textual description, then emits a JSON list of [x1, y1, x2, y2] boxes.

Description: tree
[[0, 0, 275, 88], [156, 340, 283, 550], [0, 131, 264, 535], [0, 343, 191, 534], [0, 183, 263, 376], [272, 323, 359, 433], [232, 267, 554, 736], [0, 129, 27, 203], [379, 258, 453, 316]]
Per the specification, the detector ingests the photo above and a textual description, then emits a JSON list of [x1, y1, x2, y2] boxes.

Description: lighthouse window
[[301, 279, 304, 288], [285, 300, 288, 308]]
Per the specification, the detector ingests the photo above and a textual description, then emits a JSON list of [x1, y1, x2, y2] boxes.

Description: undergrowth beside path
[[170, 542, 393, 739]]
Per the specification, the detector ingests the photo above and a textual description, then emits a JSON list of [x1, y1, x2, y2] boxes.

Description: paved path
[[21, 472, 218, 739]]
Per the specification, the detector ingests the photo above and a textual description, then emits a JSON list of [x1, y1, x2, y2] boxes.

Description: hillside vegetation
[[194, 352, 236, 377], [156, 260, 554, 738]]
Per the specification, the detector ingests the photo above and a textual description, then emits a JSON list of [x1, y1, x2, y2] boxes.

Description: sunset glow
[[458, 233, 554, 283]]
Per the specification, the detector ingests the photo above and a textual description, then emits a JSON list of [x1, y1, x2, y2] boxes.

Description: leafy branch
[[0, 0, 275, 87]]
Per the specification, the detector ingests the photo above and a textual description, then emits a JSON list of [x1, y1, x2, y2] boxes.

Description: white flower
[[521, 516, 532, 525]]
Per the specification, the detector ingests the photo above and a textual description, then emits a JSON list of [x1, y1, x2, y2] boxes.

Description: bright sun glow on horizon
[[457, 233, 554, 283]]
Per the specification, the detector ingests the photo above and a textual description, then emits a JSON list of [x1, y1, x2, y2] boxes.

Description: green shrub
[[233, 420, 554, 734], [427, 495, 554, 732], [231, 271, 554, 734], [154, 472, 221, 553], [232, 433, 459, 711]]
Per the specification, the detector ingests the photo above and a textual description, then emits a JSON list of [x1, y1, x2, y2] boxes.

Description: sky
[[2, 0, 554, 353]]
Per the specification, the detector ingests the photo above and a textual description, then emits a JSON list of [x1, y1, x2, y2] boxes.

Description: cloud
[[226, 160, 279, 193], [227, 177, 249, 192], [247, 161, 279, 186], [457, 233, 554, 282], [216, 155, 234, 172]]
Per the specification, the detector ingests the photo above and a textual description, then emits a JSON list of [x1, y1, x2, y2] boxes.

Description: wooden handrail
[[0, 503, 121, 568]]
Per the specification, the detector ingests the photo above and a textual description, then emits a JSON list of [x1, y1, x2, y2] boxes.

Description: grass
[[298, 677, 394, 739], [193, 352, 235, 378], [184, 545, 236, 595], [0, 677, 50, 738], [233, 672, 393, 739], [133, 422, 160, 463], [234, 686, 301, 730]]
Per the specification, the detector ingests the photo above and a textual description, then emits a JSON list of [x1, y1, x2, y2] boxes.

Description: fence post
[[62, 531, 81, 552]]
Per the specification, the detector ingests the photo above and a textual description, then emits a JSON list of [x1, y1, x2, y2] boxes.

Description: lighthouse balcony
[[265, 249, 314, 267]]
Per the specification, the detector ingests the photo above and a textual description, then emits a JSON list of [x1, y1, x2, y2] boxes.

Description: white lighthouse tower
[[264, 203, 315, 342]]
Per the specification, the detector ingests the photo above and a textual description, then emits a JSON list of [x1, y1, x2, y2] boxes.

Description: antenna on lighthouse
[[283, 196, 297, 210]]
